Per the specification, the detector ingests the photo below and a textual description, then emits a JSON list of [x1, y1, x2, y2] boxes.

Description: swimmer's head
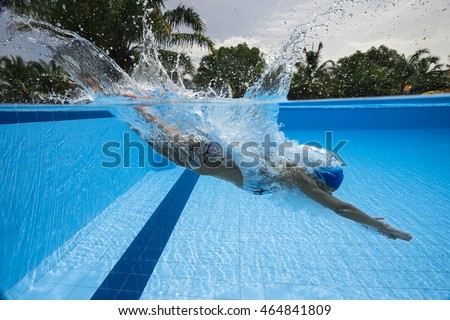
[[313, 166, 344, 193]]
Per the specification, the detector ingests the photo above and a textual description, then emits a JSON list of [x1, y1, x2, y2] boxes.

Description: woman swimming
[[131, 106, 412, 241]]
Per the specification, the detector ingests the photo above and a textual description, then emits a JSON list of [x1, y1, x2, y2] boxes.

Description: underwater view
[[0, 0, 449, 308]]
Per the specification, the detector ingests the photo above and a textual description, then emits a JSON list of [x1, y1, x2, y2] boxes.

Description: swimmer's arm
[[124, 92, 153, 99], [135, 107, 178, 135], [289, 168, 412, 241]]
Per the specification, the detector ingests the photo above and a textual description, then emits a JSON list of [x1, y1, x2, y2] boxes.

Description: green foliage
[[5, 0, 213, 73], [334, 46, 401, 97], [193, 43, 266, 98], [288, 44, 450, 99], [0, 55, 75, 103], [158, 50, 195, 86], [288, 42, 335, 100]]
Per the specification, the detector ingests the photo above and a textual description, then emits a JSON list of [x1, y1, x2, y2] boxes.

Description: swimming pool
[[1, 94, 449, 300]]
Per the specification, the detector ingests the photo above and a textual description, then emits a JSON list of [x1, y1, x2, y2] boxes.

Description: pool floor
[[5, 129, 450, 300]]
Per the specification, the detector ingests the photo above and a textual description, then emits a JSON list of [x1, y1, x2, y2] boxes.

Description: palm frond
[[169, 33, 215, 52], [163, 5, 206, 33]]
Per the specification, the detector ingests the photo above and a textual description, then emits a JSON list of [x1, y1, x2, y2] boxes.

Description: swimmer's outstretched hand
[[376, 221, 412, 241]]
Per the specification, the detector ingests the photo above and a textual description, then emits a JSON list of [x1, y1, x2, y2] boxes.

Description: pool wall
[[0, 109, 166, 296], [278, 95, 450, 130]]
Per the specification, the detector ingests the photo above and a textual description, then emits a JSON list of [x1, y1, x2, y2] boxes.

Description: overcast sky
[[1, 0, 448, 65], [165, 0, 450, 64]]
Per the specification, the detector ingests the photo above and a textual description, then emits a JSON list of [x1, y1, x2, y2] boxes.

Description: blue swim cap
[[313, 167, 344, 191]]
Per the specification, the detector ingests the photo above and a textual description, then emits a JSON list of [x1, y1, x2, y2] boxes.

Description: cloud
[[168, 0, 450, 62]]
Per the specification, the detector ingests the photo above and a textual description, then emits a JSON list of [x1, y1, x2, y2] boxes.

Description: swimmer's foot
[[376, 222, 412, 241]]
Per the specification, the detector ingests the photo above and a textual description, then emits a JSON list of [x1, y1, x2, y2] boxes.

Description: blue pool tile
[[111, 259, 139, 274], [52, 111, 67, 121], [391, 288, 424, 299], [171, 263, 197, 279], [2, 148, 28, 176], [285, 268, 312, 285], [307, 268, 336, 286], [165, 277, 194, 297], [194, 264, 217, 281], [140, 292, 165, 300], [261, 267, 288, 283], [20, 283, 55, 300], [92, 257, 118, 272], [17, 112, 37, 124], [116, 290, 143, 300], [36, 112, 54, 122], [37, 268, 73, 285], [58, 269, 90, 286], [240, 266, 263, 283], [0, 111, 18, 125], [190, 280, 216, 299], [430, 272, 450, 290], [104, 245, 129, 259], [314, 286, 344, 300], [164, 294, 190, 300], [363, 255, 397, 271], [401, 271, 440, 289], [5, 275, 33, 299], [352, 270, 388, 288], [78, 271, 109, 288], [67, 287, 95, 300], [240, 282, 266, 300], [89, 288, 118, 300], [121, 249, 144, 261], [101, 272, 131, 291], [342, 255, 374, 271], [140, 247, 163, 261], [151, 262, 178, 278], [43, 284, 75, 300], [330, 269, 361, 287], [340, 286, 370, 300], [289, 285, 318, 300], [0, 124, 24, 150], [264, 283, 292, 300], [215, 280, 240, 300], [379, 270, 412, 289], [418, 289, 449, 300], [131, 260, 157, 276], [20, 124, 41, 146], [142, 276, 171, 295], [367, 287, 399, 300], [121, 274, 150, 292]]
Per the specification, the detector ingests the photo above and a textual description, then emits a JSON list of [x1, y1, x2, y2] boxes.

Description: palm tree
[[0, 55, 34, 101], [0, 55, 74, 102], [302, 42, 334, 79], [288, 42, 335, 99], [152, 4, 214, 51], [5, 0, 214, 73], [401, 49, 449, 93]]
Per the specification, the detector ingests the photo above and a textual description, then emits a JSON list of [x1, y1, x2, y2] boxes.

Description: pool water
[[1, 96, 449, 300]]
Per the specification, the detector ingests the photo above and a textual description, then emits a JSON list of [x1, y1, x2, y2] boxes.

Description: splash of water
[[245, 0, 354, 100], [2, 1, 353, 191]]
